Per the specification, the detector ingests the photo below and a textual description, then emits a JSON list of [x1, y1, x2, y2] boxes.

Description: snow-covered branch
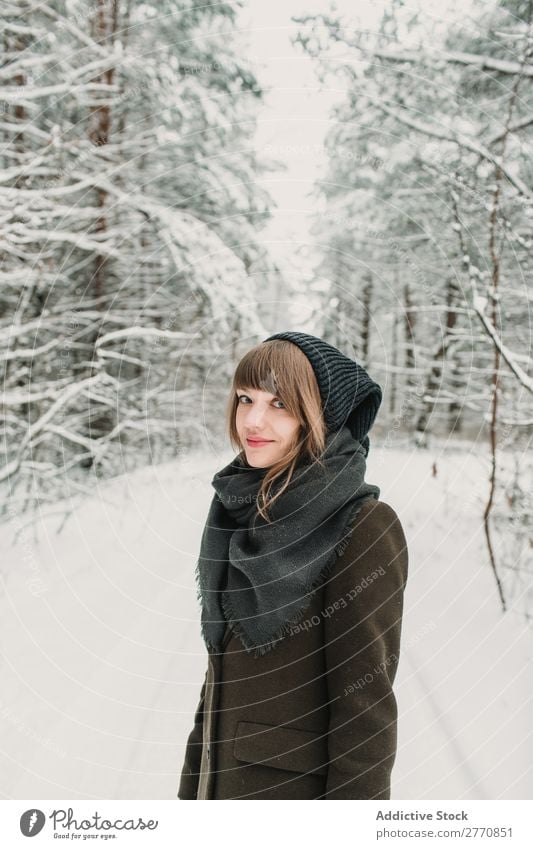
[[372, 47, 533, 78], [95, 327, 195, 347], [373, 100, 531, 197], [472, 294, 533, 393]]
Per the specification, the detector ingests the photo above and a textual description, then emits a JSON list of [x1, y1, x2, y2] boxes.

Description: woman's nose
[[244, 403, 267, 426]]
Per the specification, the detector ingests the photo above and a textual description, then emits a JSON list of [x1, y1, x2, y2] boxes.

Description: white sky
[[236, 0, 477, 267]]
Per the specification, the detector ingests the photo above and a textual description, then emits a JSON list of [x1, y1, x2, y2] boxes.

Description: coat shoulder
[[350, 497, 407, 540], [335, 498, 409, 578], [354, 497, 403, 526]]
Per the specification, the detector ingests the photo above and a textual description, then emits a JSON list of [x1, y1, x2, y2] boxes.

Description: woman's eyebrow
[[236, 387, 277, 397]]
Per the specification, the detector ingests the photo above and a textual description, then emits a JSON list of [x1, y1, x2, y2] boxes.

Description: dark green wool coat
[[178, 499, 408, 800]]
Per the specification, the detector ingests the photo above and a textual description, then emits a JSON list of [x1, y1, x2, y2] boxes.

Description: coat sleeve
[[177, 670, 207, 800], [323, 500, 408, 800]]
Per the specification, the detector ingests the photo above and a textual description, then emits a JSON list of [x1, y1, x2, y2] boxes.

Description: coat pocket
[[233, 720, 329, 776]]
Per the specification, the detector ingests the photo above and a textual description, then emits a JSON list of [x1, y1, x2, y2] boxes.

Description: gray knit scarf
[[195, 425, 380, 657]]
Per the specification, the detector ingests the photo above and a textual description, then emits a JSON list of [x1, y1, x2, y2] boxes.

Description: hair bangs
[[233, 343, 292, 407]]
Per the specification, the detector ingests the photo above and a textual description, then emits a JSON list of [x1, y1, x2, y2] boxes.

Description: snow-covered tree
[[1, 0, 277, 514], [294, 0, 532, 610]]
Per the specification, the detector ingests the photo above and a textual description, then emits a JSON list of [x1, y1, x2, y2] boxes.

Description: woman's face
[[235, 386, 300, 468]]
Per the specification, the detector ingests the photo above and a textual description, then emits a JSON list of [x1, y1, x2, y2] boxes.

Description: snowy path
[[1, 446, 531, 799]]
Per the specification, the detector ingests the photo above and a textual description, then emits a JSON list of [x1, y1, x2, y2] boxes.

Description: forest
[[1, 0, 532, 614]]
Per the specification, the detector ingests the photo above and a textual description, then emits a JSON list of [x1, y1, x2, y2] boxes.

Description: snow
[[0, 445, 531, 799]]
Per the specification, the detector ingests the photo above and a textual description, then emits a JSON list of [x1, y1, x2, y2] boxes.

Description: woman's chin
[[245, 456, 269, 468], [244, 448, 278, 468]]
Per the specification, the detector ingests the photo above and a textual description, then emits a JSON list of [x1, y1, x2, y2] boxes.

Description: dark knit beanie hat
[[263, 331, 382, 456]]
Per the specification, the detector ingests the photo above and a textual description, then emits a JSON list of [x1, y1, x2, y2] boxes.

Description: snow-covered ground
[[1, 444, 531, 799]]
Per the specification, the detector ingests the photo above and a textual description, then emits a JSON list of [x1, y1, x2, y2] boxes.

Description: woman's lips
[[246, 438, 273, 446]]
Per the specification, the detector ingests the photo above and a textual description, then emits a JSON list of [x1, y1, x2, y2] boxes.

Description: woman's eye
[[237, 395, 285, 409]]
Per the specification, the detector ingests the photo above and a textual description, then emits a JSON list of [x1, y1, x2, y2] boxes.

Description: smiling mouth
[[246, 438, 273, 446]]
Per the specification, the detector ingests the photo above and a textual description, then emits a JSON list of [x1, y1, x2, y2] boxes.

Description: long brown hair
[[226, 339, 327, 523]]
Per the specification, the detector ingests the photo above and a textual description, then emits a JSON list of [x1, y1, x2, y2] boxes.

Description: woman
[[178, 331, 409, 800]]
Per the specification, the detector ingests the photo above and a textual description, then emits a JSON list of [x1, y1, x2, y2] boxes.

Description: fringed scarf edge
[[196, 494, 378, 659]]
